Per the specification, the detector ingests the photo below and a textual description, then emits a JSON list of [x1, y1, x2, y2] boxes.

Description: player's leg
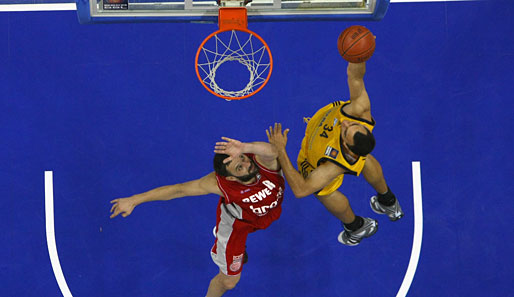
[[206, 271, 241, 297], [208, 204, 249, 296], [316, 190, 378, 246], [361, 154, 387, 193], [362, 154, 404, 221], [315, 190, 355, 224], [213, 226, 248, 264], [208, 233, 246, 297]]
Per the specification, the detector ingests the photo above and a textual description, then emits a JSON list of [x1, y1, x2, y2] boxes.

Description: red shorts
[[211, 201, 257, 276]]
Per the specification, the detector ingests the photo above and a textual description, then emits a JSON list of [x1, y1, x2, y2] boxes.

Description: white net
[[196, 29, 272, 99]]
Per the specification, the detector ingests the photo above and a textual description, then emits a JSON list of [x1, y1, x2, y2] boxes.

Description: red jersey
[[215, 154, 285, 230]]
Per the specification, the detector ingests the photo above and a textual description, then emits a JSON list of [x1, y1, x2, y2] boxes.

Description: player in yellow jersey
[[267, 61, 403, 246]]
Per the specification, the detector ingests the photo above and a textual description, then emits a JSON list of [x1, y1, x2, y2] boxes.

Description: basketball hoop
[[195, 5, 273, 100]]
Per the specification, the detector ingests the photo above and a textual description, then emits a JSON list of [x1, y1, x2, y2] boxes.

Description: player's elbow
[[291, 188, 311, 199]]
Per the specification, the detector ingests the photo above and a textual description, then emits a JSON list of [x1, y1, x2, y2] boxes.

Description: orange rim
[[195, 28, 273, 100]]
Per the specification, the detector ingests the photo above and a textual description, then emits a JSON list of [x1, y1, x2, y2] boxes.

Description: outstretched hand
[[110, 197, 137, 219], [214, 137, 244, 164], [266, 123, 290, 151]]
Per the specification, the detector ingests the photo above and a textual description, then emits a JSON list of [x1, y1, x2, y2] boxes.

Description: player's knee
[[222, 281, 238, 291], [221, 276, 239, 290]]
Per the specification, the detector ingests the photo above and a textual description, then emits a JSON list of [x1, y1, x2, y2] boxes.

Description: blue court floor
[[1, 1, 514, 296]]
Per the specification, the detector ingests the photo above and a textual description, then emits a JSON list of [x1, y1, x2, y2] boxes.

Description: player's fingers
[[276, 123, 282, 133], [110, 203, 117, 213], [221, 137, 234, 142], [266, 129, 271, 140], [110, 209, 120, 219], [284, 128, 290, 137], [223, 156, 233, 163], [110, 199, 119, 203], [122, 212, 129, 218]]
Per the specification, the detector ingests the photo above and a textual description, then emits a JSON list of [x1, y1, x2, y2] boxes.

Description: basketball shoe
[[338, 217, 378, 246], [370, 196, 404, 221]]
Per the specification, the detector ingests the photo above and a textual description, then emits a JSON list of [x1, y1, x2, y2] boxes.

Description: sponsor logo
[[241, 180, 276, 203], [230, 253, 244, 272], [249, 186, 283, 216], [330, 148, 339, 158], [325, 146, 339, 158], [241, 180, 282, 216], [250, 201, 278, 216]]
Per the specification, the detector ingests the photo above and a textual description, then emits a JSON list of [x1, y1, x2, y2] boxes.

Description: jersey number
[[319, 124, 333, 138]]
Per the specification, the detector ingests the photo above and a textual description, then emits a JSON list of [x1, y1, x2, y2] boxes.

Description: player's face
[[226, 154, 259, 182], [341, 120, 365, 148]]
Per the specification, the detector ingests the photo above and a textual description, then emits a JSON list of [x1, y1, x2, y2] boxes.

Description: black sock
[[344, 216, 364, 231], [377, 187, 396, 206]]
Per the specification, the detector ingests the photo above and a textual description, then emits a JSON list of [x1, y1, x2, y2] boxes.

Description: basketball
[[337, 25, 376, 63]]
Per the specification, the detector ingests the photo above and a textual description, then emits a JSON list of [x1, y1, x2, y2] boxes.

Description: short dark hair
[[213, 153, 231, 177], [348, 127, 375, 156]]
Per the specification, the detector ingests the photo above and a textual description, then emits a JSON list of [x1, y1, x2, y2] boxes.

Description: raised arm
[[267, 123, 344, 198], [346, 62, 372, 120], [110, 172, 222, 218], [214, 137, 279, 171]]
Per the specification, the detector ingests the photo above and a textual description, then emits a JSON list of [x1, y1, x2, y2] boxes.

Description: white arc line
[[45, 171, 74, 297], [43, 164, 421, 297], [396, 162, 423, 297]]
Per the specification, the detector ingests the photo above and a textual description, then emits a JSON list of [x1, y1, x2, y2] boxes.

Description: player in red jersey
[[110, 137, 284, 297]]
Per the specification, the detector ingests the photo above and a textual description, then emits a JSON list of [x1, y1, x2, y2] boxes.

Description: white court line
[[396, 162, 423, 297], [391, 0, 472, 3], [45, 171, 74, 297], [0, 3, 76, 12]]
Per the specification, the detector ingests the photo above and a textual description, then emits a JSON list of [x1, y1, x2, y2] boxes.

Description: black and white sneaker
[[338, 217, 378, 246], [370, 196, 404, 221]]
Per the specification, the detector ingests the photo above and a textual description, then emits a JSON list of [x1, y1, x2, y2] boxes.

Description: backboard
[[76, 0, 390, 24]]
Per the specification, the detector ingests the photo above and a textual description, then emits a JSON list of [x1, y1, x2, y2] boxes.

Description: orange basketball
[[337, 25, 376, 63]]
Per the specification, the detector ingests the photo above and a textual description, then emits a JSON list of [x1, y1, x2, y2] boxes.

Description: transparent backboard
[[76, 0, 390, 23]]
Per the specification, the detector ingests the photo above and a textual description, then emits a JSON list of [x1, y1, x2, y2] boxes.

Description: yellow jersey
[[297, 100, 375, 195]]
